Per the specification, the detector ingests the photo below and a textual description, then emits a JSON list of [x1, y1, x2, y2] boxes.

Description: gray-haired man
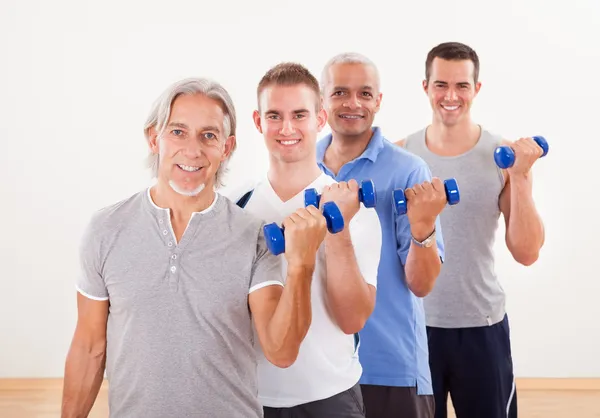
[[61, 77, 330, 418]]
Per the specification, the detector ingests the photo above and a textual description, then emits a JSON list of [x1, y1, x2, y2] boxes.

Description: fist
[[319, 180, 360, 224], [282, 205, 328, 268], [406, 177, 447, 239], [507, 137, 544, 175]]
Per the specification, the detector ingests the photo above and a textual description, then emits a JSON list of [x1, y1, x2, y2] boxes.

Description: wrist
[[411, 222, 435, 241], [286, 261, 315, 278]]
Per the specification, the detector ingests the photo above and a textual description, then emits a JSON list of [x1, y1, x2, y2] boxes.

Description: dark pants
[[426, 314, 518, 418], [263, 383, 365, 418], [360, 384, 434, 418]]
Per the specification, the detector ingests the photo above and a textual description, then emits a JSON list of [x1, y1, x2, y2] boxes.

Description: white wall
[[1, 0, 599, 378]]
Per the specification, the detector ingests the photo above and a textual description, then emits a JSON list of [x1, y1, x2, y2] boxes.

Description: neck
[[267, 155, 322, 202], [150, 180, 215, 224], [325, 128, 373, 175], [426, 116, 481, 155]]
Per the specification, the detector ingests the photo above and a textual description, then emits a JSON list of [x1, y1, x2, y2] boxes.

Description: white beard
[[169, 180, 206, 197]]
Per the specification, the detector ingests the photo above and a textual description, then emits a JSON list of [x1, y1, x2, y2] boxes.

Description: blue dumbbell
[[304, 179, 377, 209], [263, 201, 345, 256], [494, 135, 549, 169], [393, 178, 460, 215]]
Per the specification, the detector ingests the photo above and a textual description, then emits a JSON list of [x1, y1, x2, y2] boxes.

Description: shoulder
[[86, 190, 146, 233], [380, 138, 431, 178]]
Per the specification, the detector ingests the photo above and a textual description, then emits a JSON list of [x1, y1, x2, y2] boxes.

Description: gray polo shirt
[[76, 188, 284, 418]]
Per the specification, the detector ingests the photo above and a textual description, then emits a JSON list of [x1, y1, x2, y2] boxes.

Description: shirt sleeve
[[75, 213, 109, 301], [249, 222, 285, 294], [349, 206, 382, 288], [395, 164, 446, 266]]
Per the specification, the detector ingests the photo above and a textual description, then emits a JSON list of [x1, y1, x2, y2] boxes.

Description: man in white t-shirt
[[235, 62, 382, 417]]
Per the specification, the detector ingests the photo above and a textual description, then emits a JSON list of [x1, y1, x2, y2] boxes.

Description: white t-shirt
[[241, 172, 382, 407]]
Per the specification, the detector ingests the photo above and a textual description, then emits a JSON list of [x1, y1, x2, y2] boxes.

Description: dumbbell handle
[[305, 179, 377, 209], [494, 135, 549, 169], [393, 178, 460, 216], [264, 201, 344, 256]]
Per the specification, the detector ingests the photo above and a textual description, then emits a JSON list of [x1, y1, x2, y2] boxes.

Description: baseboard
[[1, 378, 599, 391]]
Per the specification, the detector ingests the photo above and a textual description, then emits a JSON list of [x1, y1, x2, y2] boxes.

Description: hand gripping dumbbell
[[304, 179, 377, 209], [393, 178, 460, 215], [493, 135, 549, 169], [263, 201, 345, 256]]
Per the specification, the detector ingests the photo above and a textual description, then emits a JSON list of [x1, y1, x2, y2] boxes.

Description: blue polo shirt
[[316, 127, 445, 395]]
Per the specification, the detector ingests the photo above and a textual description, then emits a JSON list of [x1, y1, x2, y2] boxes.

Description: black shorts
[[263, 383, 365, 418], [426, 314, 517, 418], [360, 384, 434, 418]]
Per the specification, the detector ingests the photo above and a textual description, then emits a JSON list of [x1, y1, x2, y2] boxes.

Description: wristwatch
[[411, 228, 436, 248]]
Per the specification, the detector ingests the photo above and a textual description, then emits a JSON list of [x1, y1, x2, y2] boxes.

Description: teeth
[[442, 105, 459, 111], [340, 115, 362, 119], [178, 164, 200, 172], [279, 140, 299, 145]]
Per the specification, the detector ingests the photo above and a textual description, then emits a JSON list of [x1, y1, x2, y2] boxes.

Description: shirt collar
[[317, 126, 385, 165]]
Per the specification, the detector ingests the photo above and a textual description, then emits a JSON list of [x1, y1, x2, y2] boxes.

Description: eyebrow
[[332, 85, 374, 91], [265, 109, 310, 115], [167, 122, 221, 133], [433, 80, 471, 86]]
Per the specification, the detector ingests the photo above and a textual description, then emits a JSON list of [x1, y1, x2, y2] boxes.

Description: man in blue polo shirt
[[317, 52, 447, 418]]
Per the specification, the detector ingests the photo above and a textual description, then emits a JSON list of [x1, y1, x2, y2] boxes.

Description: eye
[[295, 113, 307, 119], [332, 91, 344, 97], [204, 132, 217, 140], [267, 114, 280, 120], [362, 92, 373, 98], [171, 129, 184, 136]]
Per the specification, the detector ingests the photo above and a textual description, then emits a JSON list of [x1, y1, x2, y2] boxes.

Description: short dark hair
[[425, 42, 480, 84], [257, 62, 321, 110]]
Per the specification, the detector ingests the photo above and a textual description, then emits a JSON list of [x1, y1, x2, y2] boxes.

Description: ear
[[374, 92, 383, 113], [221, 135, 236, 161], [253, 110, 263, 133], [474, 81, 482, 96], [422, 79, 429, 94], [147, 126, 159, 154], [317, 107, 328, 132]]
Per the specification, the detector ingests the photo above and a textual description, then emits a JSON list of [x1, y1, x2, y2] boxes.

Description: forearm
[[61, 343, 106, 418], [506, 175, 545, 265], [405, 225, 441, 297], [264, 264, 314, 367], [324, 230, 373, 334]]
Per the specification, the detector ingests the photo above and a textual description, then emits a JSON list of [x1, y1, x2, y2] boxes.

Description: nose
[[445, 88, 458, 101], [343, 94, 361, 110], [280, 119, 295, 136], [183, 136, 204, 158]]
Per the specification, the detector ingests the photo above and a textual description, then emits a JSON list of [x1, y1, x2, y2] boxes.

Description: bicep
[[499, 172, 511, 227], [248, 284, 282, 341], [73, 292, 109, 347]]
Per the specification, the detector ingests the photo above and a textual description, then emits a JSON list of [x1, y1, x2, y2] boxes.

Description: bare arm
[[498, 138, 546, 265], [324, 228, 376, 334], [249, 264, 314, 368], [404, 223, 442, 297], [61, 293, 108, 418], [499, 170, 545, 265], [249, 205, 327, 368]]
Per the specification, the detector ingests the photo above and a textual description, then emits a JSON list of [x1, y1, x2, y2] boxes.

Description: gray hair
[[143, 77, 237, 188], [320, 52, 381, 92]]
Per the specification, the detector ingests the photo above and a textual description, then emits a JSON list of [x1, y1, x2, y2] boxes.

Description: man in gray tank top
[[397, 42, 546, 418], [61, 77, 331, 418]]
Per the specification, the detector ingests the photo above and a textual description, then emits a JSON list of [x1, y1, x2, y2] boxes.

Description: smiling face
[[147, 93, 235, 196], [423, 57, 481, 127], [254, 83, 326, 164], [322, 63, 382, 138]]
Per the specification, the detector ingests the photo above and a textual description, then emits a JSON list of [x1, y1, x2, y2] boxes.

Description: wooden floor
[[0, 379, 599, 417]]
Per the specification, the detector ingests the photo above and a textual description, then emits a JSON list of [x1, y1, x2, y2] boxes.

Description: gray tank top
[[403, 126, 507, 328]]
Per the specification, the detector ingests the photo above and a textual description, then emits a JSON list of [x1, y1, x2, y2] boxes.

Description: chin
[[168, 180, 206, 197]]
